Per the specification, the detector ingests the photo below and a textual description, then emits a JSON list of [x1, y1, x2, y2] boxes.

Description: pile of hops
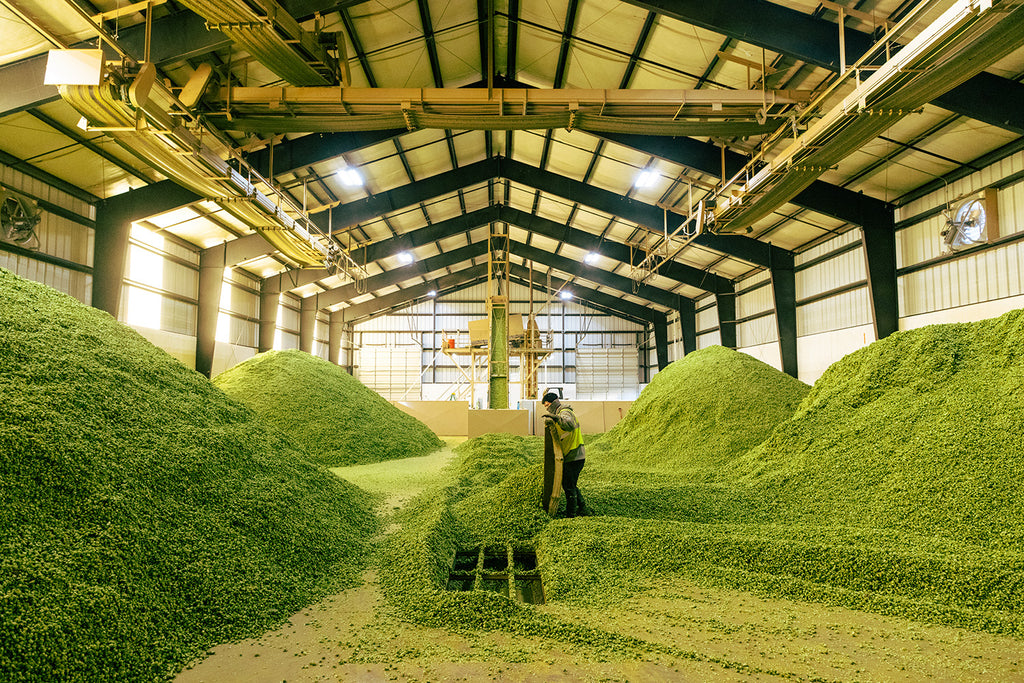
[[733, 311, 1024, 548], [215, 349, 443, 466], [0, 269, 377, 682], [596, 345, 809, 479]]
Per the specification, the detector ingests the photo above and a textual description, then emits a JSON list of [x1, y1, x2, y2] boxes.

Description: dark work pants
[[562, 458, 585, 497]]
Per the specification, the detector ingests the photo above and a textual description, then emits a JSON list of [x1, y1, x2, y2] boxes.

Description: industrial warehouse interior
[[2, 0, 1024, 679]]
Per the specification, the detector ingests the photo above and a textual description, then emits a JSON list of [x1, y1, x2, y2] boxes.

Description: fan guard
[[0, 189, 41, 248], [942, 196, 988, 252]]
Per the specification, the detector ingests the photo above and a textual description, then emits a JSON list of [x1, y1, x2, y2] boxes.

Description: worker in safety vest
[[542, 392, 588, 517]]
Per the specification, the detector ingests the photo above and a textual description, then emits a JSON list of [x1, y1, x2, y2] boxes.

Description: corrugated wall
[[0, 164, 93, 303]]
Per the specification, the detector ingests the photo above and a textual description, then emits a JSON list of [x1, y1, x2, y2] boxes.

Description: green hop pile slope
[[595, 345, 809, 478], [734, 310, 1024, 549], [214, 349, 443, 466], [0, 269, 378, 682]]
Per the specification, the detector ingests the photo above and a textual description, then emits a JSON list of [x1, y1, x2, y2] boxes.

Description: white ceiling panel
[[515, 25, 562, 85], [437, 24, 482, 87]]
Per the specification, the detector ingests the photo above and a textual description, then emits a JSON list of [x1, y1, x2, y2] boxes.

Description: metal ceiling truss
[[260, 203, 730, 306], [341, 260, 655, 327], [342, 263, 488, 322], [316, 156, 787, 268], [210, 86, 804, 136], [593, 131, 893, 227], [317, 241, 489, 308]]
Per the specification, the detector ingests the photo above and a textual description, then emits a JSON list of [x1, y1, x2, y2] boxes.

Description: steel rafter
[[317, 241, 489, 308], [320, 157, 784, 267]]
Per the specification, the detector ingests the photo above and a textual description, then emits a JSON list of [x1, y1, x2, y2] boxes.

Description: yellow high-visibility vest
[[554, 406, 583, 455]]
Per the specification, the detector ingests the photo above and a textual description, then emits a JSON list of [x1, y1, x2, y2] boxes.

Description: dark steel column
[[92, 202, 134, 317], [653, 312, 669, 371], [328, 309, 344, 364], [861, 211, 899, 340], [258, 276, 281, 353], [678, 296, 697, 356], [715, 291, 737, 349], [771, 255, 798, 378], [196, 244, 226, 378], [299, 294, 318, 353], [92, 182, 200, 316]]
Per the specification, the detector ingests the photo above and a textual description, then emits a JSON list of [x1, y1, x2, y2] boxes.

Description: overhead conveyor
[[49, 52, 363, 275], [709, 0, 1024, 234], [174, 0, 338, 86]]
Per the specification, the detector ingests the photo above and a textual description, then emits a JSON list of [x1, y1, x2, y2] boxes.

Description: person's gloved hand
[[542, 414, 554, 423]]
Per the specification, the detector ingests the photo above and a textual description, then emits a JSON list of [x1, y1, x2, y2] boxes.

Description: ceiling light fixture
[[339, 168, 363, 186], [559, 290, 573, 301], [584, 252, 600, 265], [634, 170, 657, 188], [396, 251, 414, 265], [427, 290, 437, 297]]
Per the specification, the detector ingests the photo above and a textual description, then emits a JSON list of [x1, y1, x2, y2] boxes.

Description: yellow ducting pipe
[[53, 58, 359, 272]]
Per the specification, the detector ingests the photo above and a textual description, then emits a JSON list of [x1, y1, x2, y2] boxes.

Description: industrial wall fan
[[0, 188, 41, 249], [941, 188, 998, 253]]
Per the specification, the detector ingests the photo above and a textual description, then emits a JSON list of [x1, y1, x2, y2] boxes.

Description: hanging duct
[[47, 52, 362, 275]]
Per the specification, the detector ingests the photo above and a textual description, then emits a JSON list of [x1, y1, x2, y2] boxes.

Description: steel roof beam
[[508, 262, 656, 323], [343, 263, 489, 321], [246, 129, 406, 178], [622, 0, 1024, 134], [317, 241, 489, 308], [498, 206, 732, 293], [594, 131, 893, 226], [321, 157, 783, 267], [509, 239, 680, 309], [268, 202, 727, 301]]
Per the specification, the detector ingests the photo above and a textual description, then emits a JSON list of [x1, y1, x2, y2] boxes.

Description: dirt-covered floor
[[175, 443, 1023, 683]]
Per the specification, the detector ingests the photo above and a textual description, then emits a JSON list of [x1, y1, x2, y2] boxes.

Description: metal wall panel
[[696, 305, 718, 334], [898, 149, 1024, 221], [277, 295, 300, 331], [736, 282, 773, 319], [697, 330, 721, 348], [223, 279, 259, 319], [444, 281, 489, 301], [797, 287, 873, 336], [0, 164, 94, 220], [356, 346, 422, 399], [796, 229, 862, 266], [0, 252, 91, 303], [897, 212, 946, 269], [900, 241, 1024, 317], [796, 245, 867, 299], [737, 313, 778, 347], [577, 348, 640, 400]]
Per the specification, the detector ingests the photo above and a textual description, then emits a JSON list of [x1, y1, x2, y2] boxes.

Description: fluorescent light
[[396, 251, 414, 265], [634, 170, 658, 188], [339, 168, 363, 186], [559, 290, 573, 301], [427, 290, 437, 297], [584, 252, 600, 265]]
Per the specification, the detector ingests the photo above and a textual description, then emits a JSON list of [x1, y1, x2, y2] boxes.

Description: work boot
[[575, 490, 589, 517], [564, 489, 578, 518]]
